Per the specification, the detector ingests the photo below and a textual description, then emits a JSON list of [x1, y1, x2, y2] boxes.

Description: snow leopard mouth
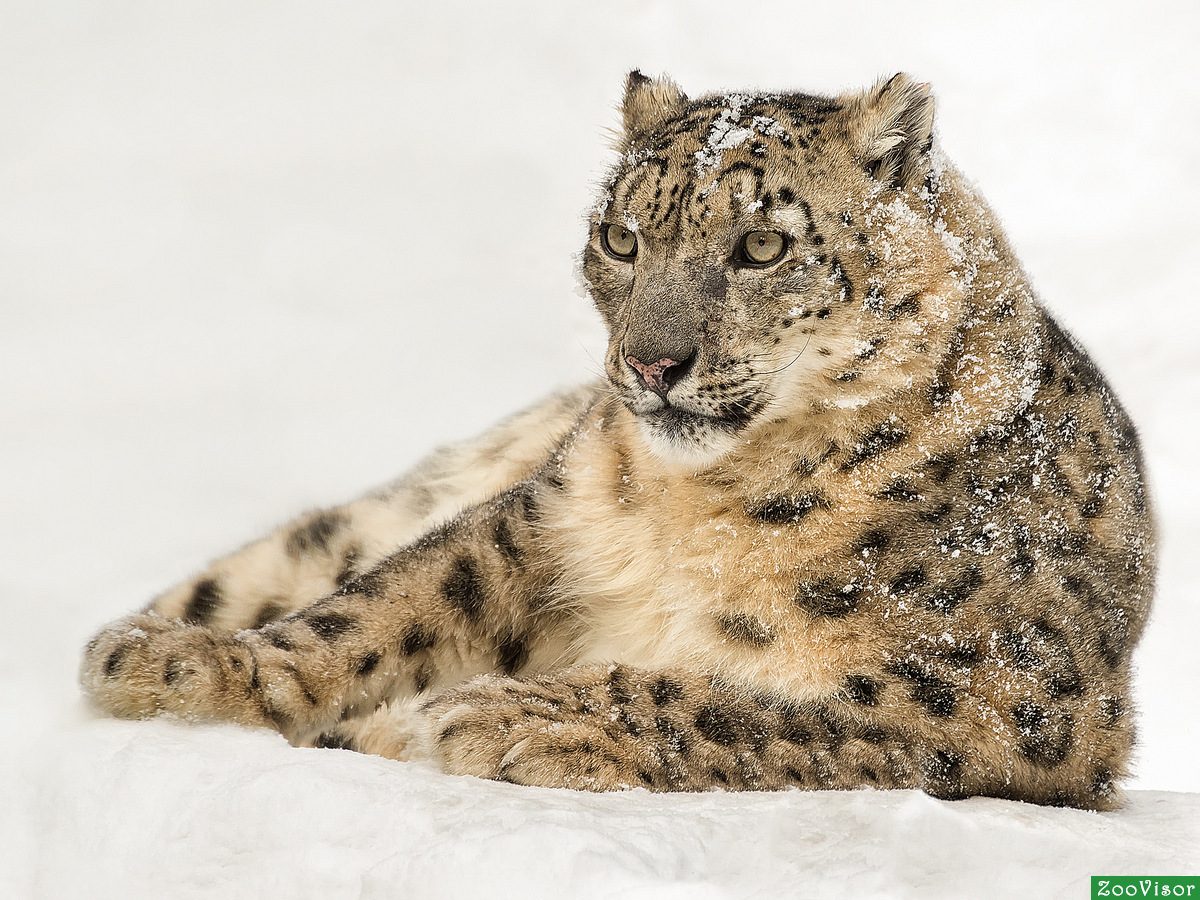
[[613, 364, 771, 461], [642, 399, 765, 434]]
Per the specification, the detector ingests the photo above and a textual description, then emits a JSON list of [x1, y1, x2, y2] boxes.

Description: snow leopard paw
[[80, 612, 256, 722], [423, 673, 645, 791]]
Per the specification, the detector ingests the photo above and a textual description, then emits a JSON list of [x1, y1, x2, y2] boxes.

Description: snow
[[13, 717, 1199, 899], [2, 0, 1199, 896]]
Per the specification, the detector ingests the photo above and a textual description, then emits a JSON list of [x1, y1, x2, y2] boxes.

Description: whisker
[[759, 337, 811, 376]]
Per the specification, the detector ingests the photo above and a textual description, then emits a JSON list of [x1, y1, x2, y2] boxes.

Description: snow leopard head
[[582, 71, 964, 467]]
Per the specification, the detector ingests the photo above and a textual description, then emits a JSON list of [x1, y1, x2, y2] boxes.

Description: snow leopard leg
[[143, 387, 597, 632], [80, 458, 579, 745], [316, 665, 1120, 810], [329, 665, 932, 792]]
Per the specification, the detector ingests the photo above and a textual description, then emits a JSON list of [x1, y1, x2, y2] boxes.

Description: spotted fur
[[80, 73, 1154, 810]]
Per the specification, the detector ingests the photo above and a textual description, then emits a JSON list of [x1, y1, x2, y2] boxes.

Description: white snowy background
[[2, 1, 1198, 897]]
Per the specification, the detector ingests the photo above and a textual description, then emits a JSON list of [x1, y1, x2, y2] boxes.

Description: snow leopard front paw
[[423, 673, 647, 791], [80, 612, 256, 722]]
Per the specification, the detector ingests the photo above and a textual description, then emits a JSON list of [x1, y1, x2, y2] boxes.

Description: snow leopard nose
[[624, 351, 695, 400]]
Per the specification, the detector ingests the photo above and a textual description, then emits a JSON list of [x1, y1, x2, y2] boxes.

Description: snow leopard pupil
[[743, 231, 784, 264]]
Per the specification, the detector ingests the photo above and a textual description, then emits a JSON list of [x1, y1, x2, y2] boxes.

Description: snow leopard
[[81, 72, 1154, 810]]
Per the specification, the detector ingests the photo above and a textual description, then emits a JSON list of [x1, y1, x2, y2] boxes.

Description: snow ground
[[2, 1, 1198, 896]]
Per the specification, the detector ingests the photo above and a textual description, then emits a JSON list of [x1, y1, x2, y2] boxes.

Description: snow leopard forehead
[[598, 88, 853, 239]]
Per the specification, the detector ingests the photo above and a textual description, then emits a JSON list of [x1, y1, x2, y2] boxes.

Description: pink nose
[[625, 354, 687, 399]]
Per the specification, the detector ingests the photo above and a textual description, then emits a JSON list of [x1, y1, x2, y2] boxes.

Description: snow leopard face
[[582, 72, 957, 467]]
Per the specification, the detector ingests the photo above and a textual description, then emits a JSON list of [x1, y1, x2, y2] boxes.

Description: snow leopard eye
[[601, 224, 638, 259], [739, 231, 786, 266]]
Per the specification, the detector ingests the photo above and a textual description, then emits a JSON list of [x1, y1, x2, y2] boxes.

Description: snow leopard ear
[[621, 70, 687, 142], [845, 73, 936, 190]]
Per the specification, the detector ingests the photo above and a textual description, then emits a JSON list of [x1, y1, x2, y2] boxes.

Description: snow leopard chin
[[634, 409, 743, 469]]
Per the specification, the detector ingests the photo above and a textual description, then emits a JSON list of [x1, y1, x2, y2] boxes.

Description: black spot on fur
[[442, 556, 485, 619], [935, 640, 982, 668], [1050, 531, 1089, 560], [886, 662, 957, 717], [654, 715, 690, 754], [890, 568, 927, 595], [777, 705, 812, 745], [285, 512, 345, 558], [252, 602, 286, 630], [1039, 361, 1057, 388], [401, 623, 436, 656], [856, 529, 891, 555], [1001, 621, 1084, 695], [888, 292, 921, 319], [1100, 696, 1125, 727], [696, 705, 741, 746], [284, 664, 318, 706], [918, 502, 953, 524], [777, 186, 795, 205], [334, 550, 360, 589], [608, 664, 633, 705], [817, 707, 847, 748], [747, 491, 828, 525], [923, 748, 964, 785], [265, 630, 295, 652], [356, 652, 381, 677], [496, 635, 528, 675], [650, 676, 684, 706], [877, 480, 922, 503], [104, 645, 128, 677], [1009, 552, 1036, 578], [860, 726, 889, 744], [864, 286, 886, 313], [927, 566, 983, 613], [846, 675, 881, 706], [716, 612, 775, 647], [307, 612, 358, 643], [163, 657, 185, 685], [1013, 702, 1074, 768], [855, 338, 884, 361], [338, 567, 387, 598], [918, 456, 957, 484], [261, 702, 292, 731], [795, 578, 862, 618], [315, 732, 355, 751], [1045, 669, 1084, 701], [183, 578, 222, 625], [841, 424, 907, 469], [493, 517, 524, 565], [830, 255, 854, 300], [518, 486, 540, 522]]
